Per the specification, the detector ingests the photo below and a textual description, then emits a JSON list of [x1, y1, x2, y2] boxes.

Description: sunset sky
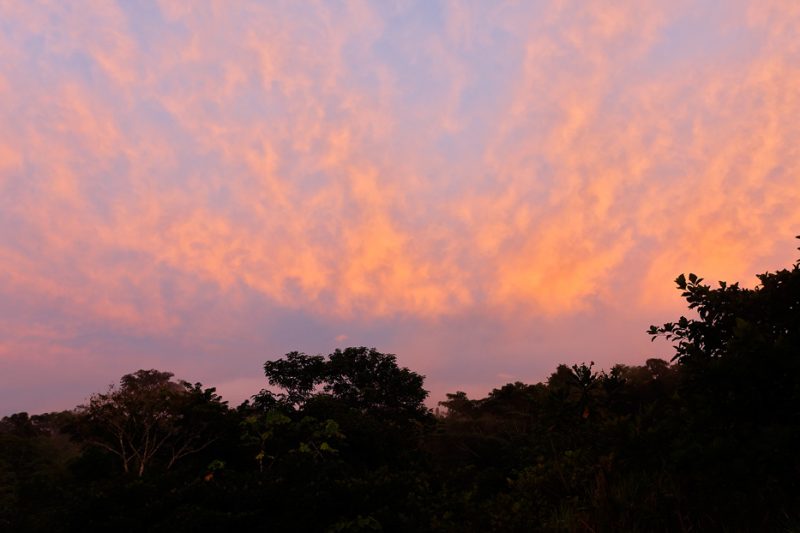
[[2, 1, 799, 415]]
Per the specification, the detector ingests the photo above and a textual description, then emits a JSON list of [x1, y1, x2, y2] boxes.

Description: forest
[[2, 242, 799, 532]]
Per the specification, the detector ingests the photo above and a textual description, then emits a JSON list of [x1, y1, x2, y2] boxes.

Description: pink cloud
[[1, 1, 799, 413]]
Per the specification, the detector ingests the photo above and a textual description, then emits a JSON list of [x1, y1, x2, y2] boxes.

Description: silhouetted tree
[[6, 238, 800, 531], [77, 369, 227, 476], [258, 347, 428, 419]]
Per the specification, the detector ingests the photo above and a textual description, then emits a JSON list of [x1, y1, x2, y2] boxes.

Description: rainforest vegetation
[[2, 241, 800, 532]]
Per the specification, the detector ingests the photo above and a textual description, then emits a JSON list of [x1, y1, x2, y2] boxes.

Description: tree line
[[2, 240, 799, 531]]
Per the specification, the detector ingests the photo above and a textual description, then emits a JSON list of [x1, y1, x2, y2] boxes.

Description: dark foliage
[[2, 239, 799, 531]]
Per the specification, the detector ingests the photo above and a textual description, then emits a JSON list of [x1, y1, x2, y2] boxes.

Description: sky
[[1, 1, 799, 415]]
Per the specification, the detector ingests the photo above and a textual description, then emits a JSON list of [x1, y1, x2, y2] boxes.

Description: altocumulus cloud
[[1, 0, 799, 413]]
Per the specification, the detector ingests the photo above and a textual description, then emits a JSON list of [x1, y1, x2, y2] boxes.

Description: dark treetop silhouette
[[2, 237, 799, 531]]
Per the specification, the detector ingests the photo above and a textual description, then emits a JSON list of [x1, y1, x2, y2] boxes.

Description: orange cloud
[[1, 1, 799, 399]]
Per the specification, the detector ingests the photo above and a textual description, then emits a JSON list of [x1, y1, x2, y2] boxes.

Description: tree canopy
[[77, 369, 228, 477], [258, 347, 428, 418], [2, 238, 800, 531]]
